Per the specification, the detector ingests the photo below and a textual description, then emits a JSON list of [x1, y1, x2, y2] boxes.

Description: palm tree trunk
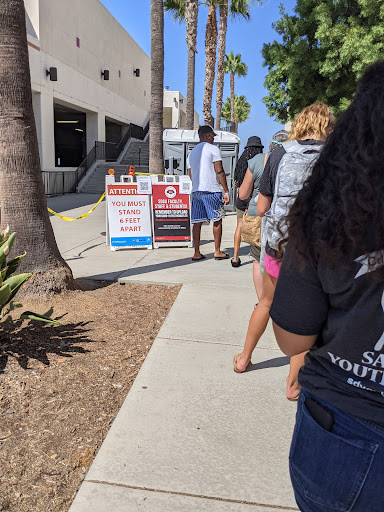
[[215, 0, 228, 131], [0, 0, 76, 297], [185, 0, 198, 130], [203, 3, 218, 126], [149, 0, 164, 173], [230, 71, 235, 124]]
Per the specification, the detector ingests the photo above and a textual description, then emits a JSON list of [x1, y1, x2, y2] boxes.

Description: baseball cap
[[198, 125, 217, 137]]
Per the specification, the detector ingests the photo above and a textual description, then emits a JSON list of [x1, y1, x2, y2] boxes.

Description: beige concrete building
[[163, 90, 199, 130], [25, 0, 151, 173]]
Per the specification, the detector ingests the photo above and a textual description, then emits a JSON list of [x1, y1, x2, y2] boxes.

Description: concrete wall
[[163, 90, 199, 130], [26, 0, 150, 172]]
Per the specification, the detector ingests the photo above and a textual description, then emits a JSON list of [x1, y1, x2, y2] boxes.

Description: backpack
[[264, 140, 323, 252]]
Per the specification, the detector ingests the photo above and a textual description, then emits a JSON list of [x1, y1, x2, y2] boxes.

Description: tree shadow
[[0, 310, 99, 373]]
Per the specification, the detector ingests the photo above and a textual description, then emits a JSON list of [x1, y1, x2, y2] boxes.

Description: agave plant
[[0, 227, 60, 324]]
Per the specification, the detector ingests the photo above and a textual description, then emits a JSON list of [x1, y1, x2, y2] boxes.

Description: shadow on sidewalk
[[246, 356, 290, 372]]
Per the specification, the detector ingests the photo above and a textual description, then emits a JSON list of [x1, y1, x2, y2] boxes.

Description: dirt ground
[[0, 279, 180, 512]]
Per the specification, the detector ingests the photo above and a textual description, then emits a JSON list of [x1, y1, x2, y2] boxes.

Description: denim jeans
[[290, 390, 384, 512]]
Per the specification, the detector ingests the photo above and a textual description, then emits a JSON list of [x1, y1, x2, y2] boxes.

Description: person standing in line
[[271, 60, 384, 512], [233, 103, 335, 393], [231, 136, 264, 268], [238, 131, 288, 298], [187, 125, 230, 261]]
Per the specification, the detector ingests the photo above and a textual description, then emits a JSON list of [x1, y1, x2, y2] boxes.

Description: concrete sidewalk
[[47, 194, 298, 512]]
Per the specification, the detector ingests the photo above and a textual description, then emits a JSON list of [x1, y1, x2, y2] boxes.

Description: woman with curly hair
[[231, 136, 264, 268], [234, 102, 335, 390], [271, 61, 384, 511]]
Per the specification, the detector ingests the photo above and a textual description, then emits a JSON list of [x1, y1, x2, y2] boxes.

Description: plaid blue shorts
[[191, 191, 225, 224]]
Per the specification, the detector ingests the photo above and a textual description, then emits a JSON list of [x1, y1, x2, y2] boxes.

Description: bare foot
[[234, 353, 251, 373], [286, 378, 301, 401]]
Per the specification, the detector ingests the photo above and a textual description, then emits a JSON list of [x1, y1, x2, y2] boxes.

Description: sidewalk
[[47, 195, 298, 512]]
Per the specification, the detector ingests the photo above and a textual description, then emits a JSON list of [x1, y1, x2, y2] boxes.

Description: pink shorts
[[264, 254, 281, 279]]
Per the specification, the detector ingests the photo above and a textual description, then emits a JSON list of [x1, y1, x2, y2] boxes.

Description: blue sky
[[100, 0, 297, 150]]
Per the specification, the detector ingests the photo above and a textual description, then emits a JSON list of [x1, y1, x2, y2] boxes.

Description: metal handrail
[[129, 144, 143, 166], [115, 125, 132, 157], [61, 121, 149, 195], [95, 141, 117, 161], [42, 169, 79, 196], [75, 145, 96, 187]]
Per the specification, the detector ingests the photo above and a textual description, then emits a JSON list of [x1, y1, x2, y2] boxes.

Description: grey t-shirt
[[270, 243, 384, 425], [247, 153, 265, 217]]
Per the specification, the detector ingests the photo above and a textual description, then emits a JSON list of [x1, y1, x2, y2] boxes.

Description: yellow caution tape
[[48, 169, 231, 222], [48, 193, 105, 221]]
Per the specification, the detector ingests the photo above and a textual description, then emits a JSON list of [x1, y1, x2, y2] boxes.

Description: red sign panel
[[152, 184, 191, 242]]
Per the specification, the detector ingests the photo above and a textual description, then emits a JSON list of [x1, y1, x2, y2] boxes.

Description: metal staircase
[[80, 139, 150, 194]]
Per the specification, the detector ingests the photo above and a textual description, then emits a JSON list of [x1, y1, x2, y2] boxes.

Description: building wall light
[[101, 70, 110, 80], [46, 67, 57, 81], [133, 68, 140, 77]]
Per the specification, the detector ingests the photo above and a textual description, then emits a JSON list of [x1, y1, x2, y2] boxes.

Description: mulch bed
[[0, 280, 180, 512]]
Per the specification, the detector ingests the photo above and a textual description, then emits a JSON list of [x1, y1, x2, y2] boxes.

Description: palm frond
[[224, 51, 248, 77], [222, 94, 251, 123], [164, 0, 186, 21], [229, 0, 251, 20]]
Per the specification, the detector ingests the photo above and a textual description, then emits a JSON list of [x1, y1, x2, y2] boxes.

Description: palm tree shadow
[[0, 310, 99, 373], [246, 356, 290, 372]]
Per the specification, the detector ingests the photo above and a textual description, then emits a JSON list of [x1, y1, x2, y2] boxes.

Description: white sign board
[[106, 183, 152, 250]]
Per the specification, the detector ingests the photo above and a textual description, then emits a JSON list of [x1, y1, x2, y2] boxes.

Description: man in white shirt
[[187, 125, 230, 261]]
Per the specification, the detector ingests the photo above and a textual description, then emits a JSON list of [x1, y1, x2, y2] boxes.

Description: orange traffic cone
[[128, 166, 135, 176]]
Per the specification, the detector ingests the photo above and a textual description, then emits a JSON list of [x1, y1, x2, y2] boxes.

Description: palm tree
[[0, 0, 76, 296], [214, 0, 229, 130], [164, 0, 198, 130], [202, 1, 218, 126], [165, 0, 253, 128], [215, 0, 253, 131], [222, 94, 251, 133], [224, 51, 248, 126], [150, 0, 165, 173], [185, 0, 199, 129]]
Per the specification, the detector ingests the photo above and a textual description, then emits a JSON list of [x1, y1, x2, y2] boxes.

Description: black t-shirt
[[235, 196, 250, 211], [259, 140, 324, 257], [270, 244, 384, 425]]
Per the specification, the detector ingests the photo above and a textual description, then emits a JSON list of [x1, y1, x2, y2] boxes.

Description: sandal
[[191, 254, 206, 261], [233, 354, 250, 373], [231, 257, 241, 267], [214, 252, 229, 260]]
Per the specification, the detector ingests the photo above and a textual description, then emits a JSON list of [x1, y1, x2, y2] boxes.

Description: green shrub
[[0, 227, 60, 324]]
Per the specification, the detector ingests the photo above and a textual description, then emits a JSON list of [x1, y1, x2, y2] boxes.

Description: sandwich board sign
[[106, 175, 152, 250], [151, 175, 192, 248]]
